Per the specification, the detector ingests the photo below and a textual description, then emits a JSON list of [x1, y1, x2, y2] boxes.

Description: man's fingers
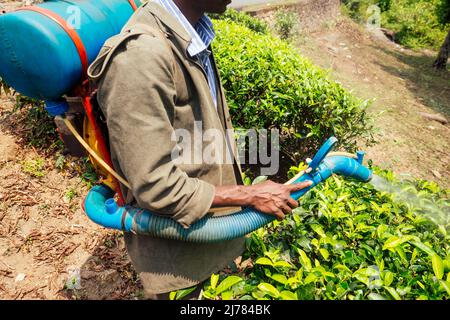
[[280, 203, 292, 215], [273, 209, 285, 221], [289, 180, 313, 192], [287, 198, 299, 209]]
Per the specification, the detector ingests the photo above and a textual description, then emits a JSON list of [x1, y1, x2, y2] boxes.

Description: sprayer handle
[[308, 136, 338, 171]]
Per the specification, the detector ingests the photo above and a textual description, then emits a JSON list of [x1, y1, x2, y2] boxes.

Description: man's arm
[[213, 180, 312, 221]]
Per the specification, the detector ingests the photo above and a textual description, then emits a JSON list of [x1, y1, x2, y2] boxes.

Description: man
[[88, 0, 312, 300]]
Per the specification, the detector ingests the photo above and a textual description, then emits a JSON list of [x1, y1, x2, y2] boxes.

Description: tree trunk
[[433, 29, 450, 70]]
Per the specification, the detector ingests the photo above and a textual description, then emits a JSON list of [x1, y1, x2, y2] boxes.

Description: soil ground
[[293, 17, 450, 187], [0, 4, 449, 300], [0, 98, 143, 299]]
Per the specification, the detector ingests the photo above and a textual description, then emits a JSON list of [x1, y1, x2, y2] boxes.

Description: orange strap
[[128, 0, 138, 11], [16, 6, 89, 77], [82, 91, 126, 204], [16, 1, 138, 76]]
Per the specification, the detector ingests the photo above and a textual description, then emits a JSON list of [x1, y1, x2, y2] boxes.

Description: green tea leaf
[[255, 257, 273, 267], [273, 261, 292, 268], [444, 257, 450, 272], [410, 241, 436, 256], [244, 176, 252, 186], [384, 271, 394, 286], [221, 290, 234, 300], [384, 286, 401, 300], [210, 274, 220, 290], [252, 176, 268, 185], [382, 235, 415, 250], [216, 276, 244, 295], [368, 293, 387, 300], [311, 224, 326, 237], [270, 274, 288, 285], [297, 248, 312, 271], [439, 280, 450, 295], [175, 286, 197, 300], [304, 273, 317, 284], [319, 248, 330, 260], [432, 254, 445, 280], [395, 246, 408, 264], [280, 290, 297, 300], [257, 283, 280, 298]]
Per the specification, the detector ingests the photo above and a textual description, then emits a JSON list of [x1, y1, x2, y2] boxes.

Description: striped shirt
[[153, 0, 218, 107]]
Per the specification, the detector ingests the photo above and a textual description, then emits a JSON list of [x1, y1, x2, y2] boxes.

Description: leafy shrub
[[436, 0, 450, 24], [382, 0, 450, 50], [342, 0, 450, 50], [209, 9, 269, 35], [213, 20, 374, 164], [201, 167, 450, 300], [378, 0, 392, 12], [1, 77, 58, 149], [274, 9, 299, 40], [12, 96, 59, 149], [341, 0, 374, 22]]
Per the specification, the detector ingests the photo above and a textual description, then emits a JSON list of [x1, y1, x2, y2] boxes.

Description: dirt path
[[295, 18, 450, 187]]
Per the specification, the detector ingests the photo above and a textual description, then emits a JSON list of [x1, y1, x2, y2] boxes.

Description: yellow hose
[[285, 152, 358, 185], [285, 171, 305, 185], [327, 152, 358, 159], [62, 117, 131, 189]]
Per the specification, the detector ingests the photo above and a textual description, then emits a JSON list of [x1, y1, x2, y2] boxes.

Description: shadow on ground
[[372, 45, 450, 118], [61, 231, 144, 300]]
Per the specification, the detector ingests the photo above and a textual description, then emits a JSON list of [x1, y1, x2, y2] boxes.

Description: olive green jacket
[[87, 2, 245, 294]]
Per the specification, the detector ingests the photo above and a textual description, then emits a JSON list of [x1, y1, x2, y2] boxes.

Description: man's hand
[[212, 179, 313, 220], [244, 180, 313, 220]]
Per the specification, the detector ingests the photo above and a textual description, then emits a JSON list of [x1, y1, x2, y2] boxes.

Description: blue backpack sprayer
[[0, 0, 372, 243]]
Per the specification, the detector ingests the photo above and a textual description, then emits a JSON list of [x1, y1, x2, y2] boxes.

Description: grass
[[21, 158, 46, 178]]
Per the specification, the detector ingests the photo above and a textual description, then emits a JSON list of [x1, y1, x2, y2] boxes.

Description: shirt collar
[[152, 0, 215, 57]]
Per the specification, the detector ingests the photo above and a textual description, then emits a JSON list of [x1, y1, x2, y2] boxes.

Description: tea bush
[[213, 20, 374, 163], [209, 9, 269, 35], [274, 9, 299, 40], [200, 167, 450, 300], [342, 0, 450, 50], [382, 0, 450, 50]]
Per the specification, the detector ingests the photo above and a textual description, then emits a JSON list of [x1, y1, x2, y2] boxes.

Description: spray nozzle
[[302, 137, 373, 184]]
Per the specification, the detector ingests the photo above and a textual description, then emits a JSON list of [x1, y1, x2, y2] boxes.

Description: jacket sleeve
[[95, 34, 215, 229]]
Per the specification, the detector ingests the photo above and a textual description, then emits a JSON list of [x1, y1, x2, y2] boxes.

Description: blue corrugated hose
[[83, 153, 372, 243]]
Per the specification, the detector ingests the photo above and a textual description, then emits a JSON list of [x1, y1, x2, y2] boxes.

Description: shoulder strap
[[87, 27, 147, 81], [87, 24, 171, 82]]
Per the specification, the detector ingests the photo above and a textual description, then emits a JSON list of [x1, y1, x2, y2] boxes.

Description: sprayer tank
[[0, 0, 140, 100]]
